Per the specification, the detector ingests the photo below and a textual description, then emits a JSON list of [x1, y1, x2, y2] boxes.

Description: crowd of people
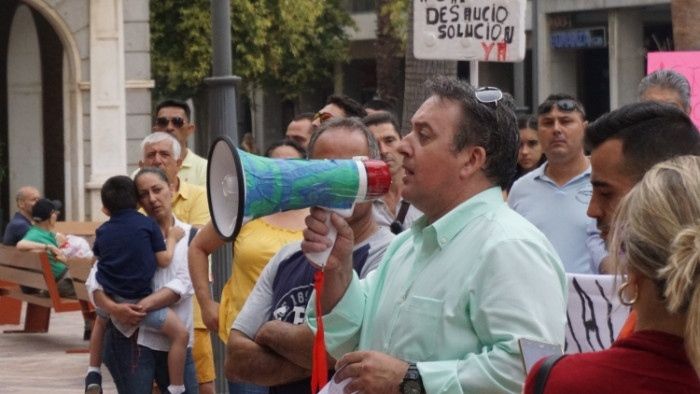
[[2, 68, 700, 394]]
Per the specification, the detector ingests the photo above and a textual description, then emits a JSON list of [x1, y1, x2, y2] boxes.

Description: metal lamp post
[[204, 0, 240, 392]]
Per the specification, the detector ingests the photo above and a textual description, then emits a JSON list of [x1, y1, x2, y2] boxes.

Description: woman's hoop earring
[[618, 281, 638, 306]]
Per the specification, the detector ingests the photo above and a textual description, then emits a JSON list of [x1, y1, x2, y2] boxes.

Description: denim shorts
[[107, 295, 168, 330]]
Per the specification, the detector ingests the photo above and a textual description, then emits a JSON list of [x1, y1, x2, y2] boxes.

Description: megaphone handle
[[306, 206, 353, 268]]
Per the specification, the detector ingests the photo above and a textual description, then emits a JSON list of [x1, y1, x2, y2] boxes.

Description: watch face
[[401, 380, 422, 394]]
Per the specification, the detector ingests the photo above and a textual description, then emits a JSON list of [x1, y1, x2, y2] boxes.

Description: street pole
[[204, 0, 240, 392]]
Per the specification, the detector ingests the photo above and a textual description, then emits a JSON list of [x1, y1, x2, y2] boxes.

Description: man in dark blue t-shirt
[[2, 186, 40, 246], [225, 118, 394, 393]]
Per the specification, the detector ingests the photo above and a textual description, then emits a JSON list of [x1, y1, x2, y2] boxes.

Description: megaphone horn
[[207, 136, 391, 241]]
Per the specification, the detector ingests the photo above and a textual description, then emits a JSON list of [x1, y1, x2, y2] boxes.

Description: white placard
[[565, 274, 630, 354], [413, 0, 526, 62]]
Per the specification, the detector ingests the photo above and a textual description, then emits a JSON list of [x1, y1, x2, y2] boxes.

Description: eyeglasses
[[537, 99, 585, 117], [475, 86, 503, 108], [155, 116, 185, 129], [313, 112, 334, 125]]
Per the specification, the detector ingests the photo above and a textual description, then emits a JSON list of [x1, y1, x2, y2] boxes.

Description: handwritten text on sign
[[647, 51, 700, 129], [413, 0, 526, 62]]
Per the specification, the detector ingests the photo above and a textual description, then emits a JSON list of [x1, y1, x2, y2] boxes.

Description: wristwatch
[[400, 363, 425, 394]]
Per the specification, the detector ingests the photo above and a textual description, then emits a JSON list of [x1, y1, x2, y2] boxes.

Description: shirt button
[[440, 237, 447, 244]]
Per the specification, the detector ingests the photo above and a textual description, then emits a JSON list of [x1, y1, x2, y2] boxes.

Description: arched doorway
[[1, 0, 84, 231]]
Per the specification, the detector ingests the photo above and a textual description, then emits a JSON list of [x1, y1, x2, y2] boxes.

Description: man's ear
[[186, 123, 195, 137], [176, 157, 183, 168], [101, 206, 110, 216], [139, 160, 144, 168], [459, 145, 487, 178]]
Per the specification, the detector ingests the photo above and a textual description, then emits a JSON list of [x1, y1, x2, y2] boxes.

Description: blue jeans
[[228, 381, 268, 394], [102, 321, 198, 393]]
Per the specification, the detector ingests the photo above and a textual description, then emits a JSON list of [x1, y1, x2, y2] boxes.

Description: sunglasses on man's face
[[537, 99, 585, 117], [155, 116, 185, 129], [313, 112, 334, 125]]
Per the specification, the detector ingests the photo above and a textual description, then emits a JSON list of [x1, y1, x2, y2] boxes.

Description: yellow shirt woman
[[218, 218, 303, 342]]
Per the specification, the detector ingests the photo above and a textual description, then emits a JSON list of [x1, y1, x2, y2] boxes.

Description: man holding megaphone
[[303, 77, 568, 394], [223, 118, 394, 392]]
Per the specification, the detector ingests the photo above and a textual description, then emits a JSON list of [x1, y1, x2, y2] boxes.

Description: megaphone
[[207, 136, 391, 245]]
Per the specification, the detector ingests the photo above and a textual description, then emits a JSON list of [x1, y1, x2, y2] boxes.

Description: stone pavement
[[0, 305, 116, 393]]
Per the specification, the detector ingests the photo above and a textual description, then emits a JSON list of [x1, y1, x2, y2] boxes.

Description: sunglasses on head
[[155, 116, 185, 129], [313, 112, 334, 125], [537, 99, 585, 117], [475, 86, 503, 108]]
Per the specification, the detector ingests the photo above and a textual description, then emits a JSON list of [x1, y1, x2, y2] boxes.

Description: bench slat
[[0, 246, 46, 270], [64, 258, 94, 281], [0, 266, 48, 290], [54, 221, 102, 236], [2, 288, 54, 308], [74, 284, 90, 302]]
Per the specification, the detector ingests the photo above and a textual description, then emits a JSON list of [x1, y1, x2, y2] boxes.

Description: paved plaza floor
[[0, 305, 116, 393]]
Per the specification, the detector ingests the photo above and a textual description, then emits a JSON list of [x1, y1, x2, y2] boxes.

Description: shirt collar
[[180, 148, 193, 169], [534, 161, 591, 186], [410, 187, 504, 249], [173, 177, 193, 201]]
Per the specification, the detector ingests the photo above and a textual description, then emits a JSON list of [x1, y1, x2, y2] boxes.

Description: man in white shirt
[[363, 112, 421, 233]]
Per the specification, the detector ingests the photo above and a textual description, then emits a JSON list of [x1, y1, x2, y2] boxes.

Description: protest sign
[[413, 0, 526, 62]]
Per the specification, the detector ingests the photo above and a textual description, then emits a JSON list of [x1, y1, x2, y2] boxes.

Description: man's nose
[[586, 199, 600, 219]]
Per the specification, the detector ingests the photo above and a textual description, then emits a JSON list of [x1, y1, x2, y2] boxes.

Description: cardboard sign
[[413, 0, 526, 62], [647, 51, 700, 127], [565, 274, 630, 354]]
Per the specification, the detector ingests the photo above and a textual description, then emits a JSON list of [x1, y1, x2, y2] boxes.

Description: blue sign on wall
[[551, 27, 607, 49]]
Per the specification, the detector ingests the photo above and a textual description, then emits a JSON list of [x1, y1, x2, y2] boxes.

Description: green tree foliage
[[150, 0, 353, 100], [151, 0, 212, 99]]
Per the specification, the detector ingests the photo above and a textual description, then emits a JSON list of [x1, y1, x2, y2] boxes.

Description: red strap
[[311, 269, 328, 393]]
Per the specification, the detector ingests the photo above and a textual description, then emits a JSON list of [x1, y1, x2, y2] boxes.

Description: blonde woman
[[524, 155, 700, 393]]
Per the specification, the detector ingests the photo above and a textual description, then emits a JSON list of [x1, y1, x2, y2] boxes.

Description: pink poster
[[647, 51, 700, 127]]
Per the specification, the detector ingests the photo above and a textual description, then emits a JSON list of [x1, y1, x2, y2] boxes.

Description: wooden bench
[[0, 245, 84, 332], [0, 221, 101, 334]]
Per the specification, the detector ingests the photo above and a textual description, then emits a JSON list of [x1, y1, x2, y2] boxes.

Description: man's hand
[[301, 207, 354, 271], [334, 351, 409, 394], [202, 299, 220, 332], [110, 303, 146, 326]]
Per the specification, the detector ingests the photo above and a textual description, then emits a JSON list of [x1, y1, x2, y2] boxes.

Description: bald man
[[3, 186, 40, 245]]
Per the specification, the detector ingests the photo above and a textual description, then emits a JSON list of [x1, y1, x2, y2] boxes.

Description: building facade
[[534, 0, 672, 121], [1, 0, 152, 227]]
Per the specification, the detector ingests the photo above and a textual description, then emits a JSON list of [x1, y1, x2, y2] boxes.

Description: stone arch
[[14, 0, 86, 219]]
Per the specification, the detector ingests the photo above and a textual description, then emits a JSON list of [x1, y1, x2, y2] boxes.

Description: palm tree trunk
[[671, 0, 700, 50], [401, 0, 457, 133], [375, 0, 404, 109]]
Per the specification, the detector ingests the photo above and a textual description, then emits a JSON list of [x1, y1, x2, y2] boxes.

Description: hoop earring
[[618, 281, 638, 306]]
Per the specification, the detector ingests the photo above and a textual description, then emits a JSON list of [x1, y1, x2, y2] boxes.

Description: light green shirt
[[179, 148, 208, 187], [308, 187, 567, 393]]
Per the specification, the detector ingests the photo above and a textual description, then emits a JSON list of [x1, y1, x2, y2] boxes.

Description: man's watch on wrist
[[400, 363, 425, 394]]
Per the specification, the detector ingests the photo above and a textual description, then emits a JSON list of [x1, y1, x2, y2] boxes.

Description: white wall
[[7, 5, 44, 213]]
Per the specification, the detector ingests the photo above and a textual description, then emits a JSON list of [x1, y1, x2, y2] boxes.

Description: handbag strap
[[533, 354, 566, 394], [390, 201, 412, 234]]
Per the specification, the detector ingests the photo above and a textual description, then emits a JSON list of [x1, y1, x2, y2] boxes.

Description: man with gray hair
[[139, 132, 209, 227], [302, 78, 566, 393], [638, 69, 691, 114], [226, 117, 394, 393]]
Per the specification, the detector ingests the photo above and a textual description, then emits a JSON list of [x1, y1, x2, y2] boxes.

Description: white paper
[[318, 375, 352, 394], [565, 273, 630, 353]]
